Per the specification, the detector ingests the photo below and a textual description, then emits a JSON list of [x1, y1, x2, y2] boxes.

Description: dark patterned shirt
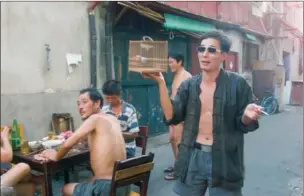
[[165, 69, 259, 190]]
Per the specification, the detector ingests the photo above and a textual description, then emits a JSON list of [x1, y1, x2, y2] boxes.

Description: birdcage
[[128, 36, 168, 73]]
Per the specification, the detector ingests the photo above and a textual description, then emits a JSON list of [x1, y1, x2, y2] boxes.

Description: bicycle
[[253, 91, 279, 115]]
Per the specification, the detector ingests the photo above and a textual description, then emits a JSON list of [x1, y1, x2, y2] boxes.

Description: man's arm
[[1, 127, 13, 162], [55, 114, 101, 160], [142, 72, 189, 125], [123, 110, 139, 139], [162, 79, 190, 125], [1, 146, 13, 162], [236, 78, 259, 133], [158, 80, 174, 121]]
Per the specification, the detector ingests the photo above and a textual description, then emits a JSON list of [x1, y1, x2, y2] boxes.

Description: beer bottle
[[11, 119, 21, 151]]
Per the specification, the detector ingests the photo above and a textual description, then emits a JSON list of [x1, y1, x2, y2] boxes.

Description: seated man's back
[[88, 113, 126, 179]]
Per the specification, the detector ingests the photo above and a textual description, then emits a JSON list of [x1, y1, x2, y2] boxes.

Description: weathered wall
[[280, 3, 303, 107], [224, 29, 266, 88], [283, 4, 303, 82], [289, 40, 303, 82], [224, 30, 244, 73], [1, 2, 107, 140]]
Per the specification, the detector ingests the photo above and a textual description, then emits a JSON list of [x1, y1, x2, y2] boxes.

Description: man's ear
[[221, 52, 228, 62], [178, 60, 183, 67], [96, 100, 101, 109]]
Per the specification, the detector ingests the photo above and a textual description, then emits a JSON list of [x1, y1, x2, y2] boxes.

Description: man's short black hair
[[201, 30, 232, 53], [80, 88, 103, 107], [102, 80, 122, 95], [168, 52, 184, 66]]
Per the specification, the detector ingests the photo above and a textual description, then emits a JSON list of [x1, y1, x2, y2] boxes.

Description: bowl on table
[[42, 140, 64, 150], [28, 141, 43, 151]]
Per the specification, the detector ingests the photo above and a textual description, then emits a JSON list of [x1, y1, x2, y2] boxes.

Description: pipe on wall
[[88, 1, 115, 84], [104, 2, 115, 80], [89, 12, 97, 88]]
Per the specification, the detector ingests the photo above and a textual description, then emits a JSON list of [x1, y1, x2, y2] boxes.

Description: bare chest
[[171, 77, 182, 97], [199, 82, 216, 112], [171, 72, 190, 97]]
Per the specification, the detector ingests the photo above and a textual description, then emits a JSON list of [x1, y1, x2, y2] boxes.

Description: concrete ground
[[48, 105, 302, 196]]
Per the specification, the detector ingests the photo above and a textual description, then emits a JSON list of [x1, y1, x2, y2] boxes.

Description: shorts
[[1, 172, 9, 186], [1, 173, 15, 196], [0, 186, 16, 196], [73, 179, 130, 196], [173, 144, 242, 196]]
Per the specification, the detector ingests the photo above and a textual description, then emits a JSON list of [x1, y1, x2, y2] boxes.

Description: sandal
[[164, 172, 177, 180], [163, 166, 174, 173]]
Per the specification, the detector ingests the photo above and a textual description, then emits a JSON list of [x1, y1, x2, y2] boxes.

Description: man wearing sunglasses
[[142, 30, 262, 196]]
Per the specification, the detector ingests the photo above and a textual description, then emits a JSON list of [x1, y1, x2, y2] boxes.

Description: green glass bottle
[[11, 119, 21, 151]]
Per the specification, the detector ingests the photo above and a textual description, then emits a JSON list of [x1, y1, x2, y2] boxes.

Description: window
[[243, 42, 259, 72]]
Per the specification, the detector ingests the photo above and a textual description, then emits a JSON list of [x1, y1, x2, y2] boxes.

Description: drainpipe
[[104, 2, 115, 80], [89, 1, 115, 81], [89, 12, 97, 88]]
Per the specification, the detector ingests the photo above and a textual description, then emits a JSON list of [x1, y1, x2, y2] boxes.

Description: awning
[[116, 2, 214, 39], [163, 13, 215, 33], [143, 2, 273, 40], [245, 33, 257, 41]]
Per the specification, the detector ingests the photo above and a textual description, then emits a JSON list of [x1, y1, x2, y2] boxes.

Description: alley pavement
[[50, 105, 303, 196]]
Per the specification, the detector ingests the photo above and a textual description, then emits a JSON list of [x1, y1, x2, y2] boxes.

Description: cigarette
[[261, 110, 269, 116]]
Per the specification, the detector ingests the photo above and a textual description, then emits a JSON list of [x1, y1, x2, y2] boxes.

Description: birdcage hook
[[169, 31, 174, 40]]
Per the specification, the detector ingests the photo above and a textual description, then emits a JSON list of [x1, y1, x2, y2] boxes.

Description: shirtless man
[[1, 126, 36, 196], [142, 30, 261, 196], [40, 88, 128, 196], [164, 53, 191, 181]]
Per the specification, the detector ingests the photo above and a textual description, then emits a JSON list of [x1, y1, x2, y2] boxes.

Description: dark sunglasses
[[196, 46, 221, 54]]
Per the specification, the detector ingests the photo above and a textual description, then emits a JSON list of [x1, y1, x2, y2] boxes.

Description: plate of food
[[42, 140, 64, 150], [28, 141, 43, 151]]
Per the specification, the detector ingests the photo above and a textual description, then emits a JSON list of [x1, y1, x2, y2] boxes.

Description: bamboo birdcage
[[128, 36, 168, 73]]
